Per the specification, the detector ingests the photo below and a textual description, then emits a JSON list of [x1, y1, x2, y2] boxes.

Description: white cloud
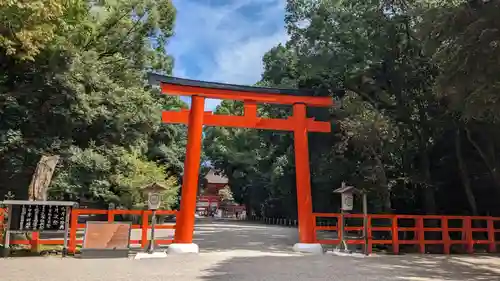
[[169, 0, 289, 110], [208, 33, 289, 84]]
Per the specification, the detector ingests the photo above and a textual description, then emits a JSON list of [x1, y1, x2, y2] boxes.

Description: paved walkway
[[1, 219, 500, 281]]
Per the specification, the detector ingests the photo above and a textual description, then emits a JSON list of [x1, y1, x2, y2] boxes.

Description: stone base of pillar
[[166, 243, 199, 254], [292, 243, 324, 254]]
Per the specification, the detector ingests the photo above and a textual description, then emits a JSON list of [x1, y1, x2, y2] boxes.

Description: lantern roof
[[333, 182, 364, 194], [141, 182, 168, 193]]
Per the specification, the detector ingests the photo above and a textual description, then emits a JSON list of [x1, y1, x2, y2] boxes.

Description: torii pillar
[[149, 73, 333, 254], [167, 95, 205, 254]]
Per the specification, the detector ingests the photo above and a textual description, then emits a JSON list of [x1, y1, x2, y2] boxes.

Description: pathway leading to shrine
[[1, 219, 499, 281]]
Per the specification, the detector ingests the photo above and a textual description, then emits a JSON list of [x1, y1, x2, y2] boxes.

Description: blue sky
[[168, 0, 288, 110]]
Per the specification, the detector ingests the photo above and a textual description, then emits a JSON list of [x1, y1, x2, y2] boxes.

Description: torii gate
[[149, 74, 333, 254]]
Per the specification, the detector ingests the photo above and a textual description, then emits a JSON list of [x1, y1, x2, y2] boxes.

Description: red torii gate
[[149, 74, 333, 254]]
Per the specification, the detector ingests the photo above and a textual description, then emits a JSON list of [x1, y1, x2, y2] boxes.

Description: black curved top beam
[[147, 72, 318, 97]]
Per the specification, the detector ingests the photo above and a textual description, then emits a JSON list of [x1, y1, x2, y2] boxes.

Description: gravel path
[[1, 219, 499, 281]]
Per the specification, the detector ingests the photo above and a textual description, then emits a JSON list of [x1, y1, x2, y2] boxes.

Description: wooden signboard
[[9, 204, 69, 231], [81, 222, 132, 259], [1, 200, 76, 258]]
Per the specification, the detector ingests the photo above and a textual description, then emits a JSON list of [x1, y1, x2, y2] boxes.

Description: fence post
[[30, 232, 40, 253], [69, 209, 78, 254], [487, 218, 496, 253], [366, 215, 372, 254], [141, 210, 149, 249], [464, 217, 474, 254], [392, 216, 399, 255], [0, 209, 4, 243], [107, 210, 114, 222], [338, 214, 344, 243], [417, 216, 425, 254], [442, 217, 450, 254]]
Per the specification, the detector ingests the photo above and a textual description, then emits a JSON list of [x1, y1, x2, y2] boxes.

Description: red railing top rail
[[313, 213, 500, 220], [67, 208, 177, 214], [0, 208, 177, 218]]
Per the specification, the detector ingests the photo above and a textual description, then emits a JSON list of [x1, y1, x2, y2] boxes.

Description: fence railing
[[0, 208, 177, 254], [3, 209, 500, 255], [243, 215, 298, 227], [313, 213, 500, 254]]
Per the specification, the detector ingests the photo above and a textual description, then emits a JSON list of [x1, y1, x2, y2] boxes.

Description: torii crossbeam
[[149, 73, 334, 254]]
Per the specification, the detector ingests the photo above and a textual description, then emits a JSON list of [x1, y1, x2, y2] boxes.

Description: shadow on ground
[[200, 253, 500, 281]]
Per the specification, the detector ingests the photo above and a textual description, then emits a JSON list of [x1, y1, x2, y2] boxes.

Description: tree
[[218, 185, 234, 202], [0, 0, 77, 60], [0, 0, 185, 208], [203, 0, 500, 218]]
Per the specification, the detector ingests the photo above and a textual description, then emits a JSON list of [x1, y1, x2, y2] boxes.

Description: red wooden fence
[[313, 213, 500, 254], [0, 208, 177, 254], [2, 208, 500, 255]]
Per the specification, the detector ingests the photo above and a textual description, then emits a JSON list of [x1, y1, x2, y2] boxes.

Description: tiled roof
[[204, 169, 228, 184]]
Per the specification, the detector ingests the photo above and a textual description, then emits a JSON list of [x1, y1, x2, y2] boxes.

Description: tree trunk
[[420, 149, 437, 215], [465, 127, 500, 195], [455, 129, 479, 216], [374, 155, 392, 213], [27, 155, 60, 201], [369, 146, 392, 213]]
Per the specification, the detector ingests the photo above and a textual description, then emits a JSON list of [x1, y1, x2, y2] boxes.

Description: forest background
[[1, 0, 499, 219]]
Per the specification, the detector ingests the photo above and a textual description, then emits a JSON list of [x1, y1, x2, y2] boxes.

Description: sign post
[[134, 182, 168, 260], [333, 183, 369, 256], [147, 192, 161, 254]]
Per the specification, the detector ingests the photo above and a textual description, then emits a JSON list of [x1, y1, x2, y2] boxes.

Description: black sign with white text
[[8, 204, 69, 231]]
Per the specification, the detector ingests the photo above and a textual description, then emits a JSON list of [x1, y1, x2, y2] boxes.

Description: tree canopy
[[203, 0, 500, 218], [2, 0, 500, 218], [1, 0, 185, 209]]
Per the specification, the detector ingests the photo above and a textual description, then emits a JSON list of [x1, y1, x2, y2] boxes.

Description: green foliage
[[49, 145, 178, 209], [3, 0, 500, 218], [218, 185, 234, 202], [0, 0, 185, 209], [0, 0, 73, 60], [424, 0, 500, 122], [203, 0, 500, 218]]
